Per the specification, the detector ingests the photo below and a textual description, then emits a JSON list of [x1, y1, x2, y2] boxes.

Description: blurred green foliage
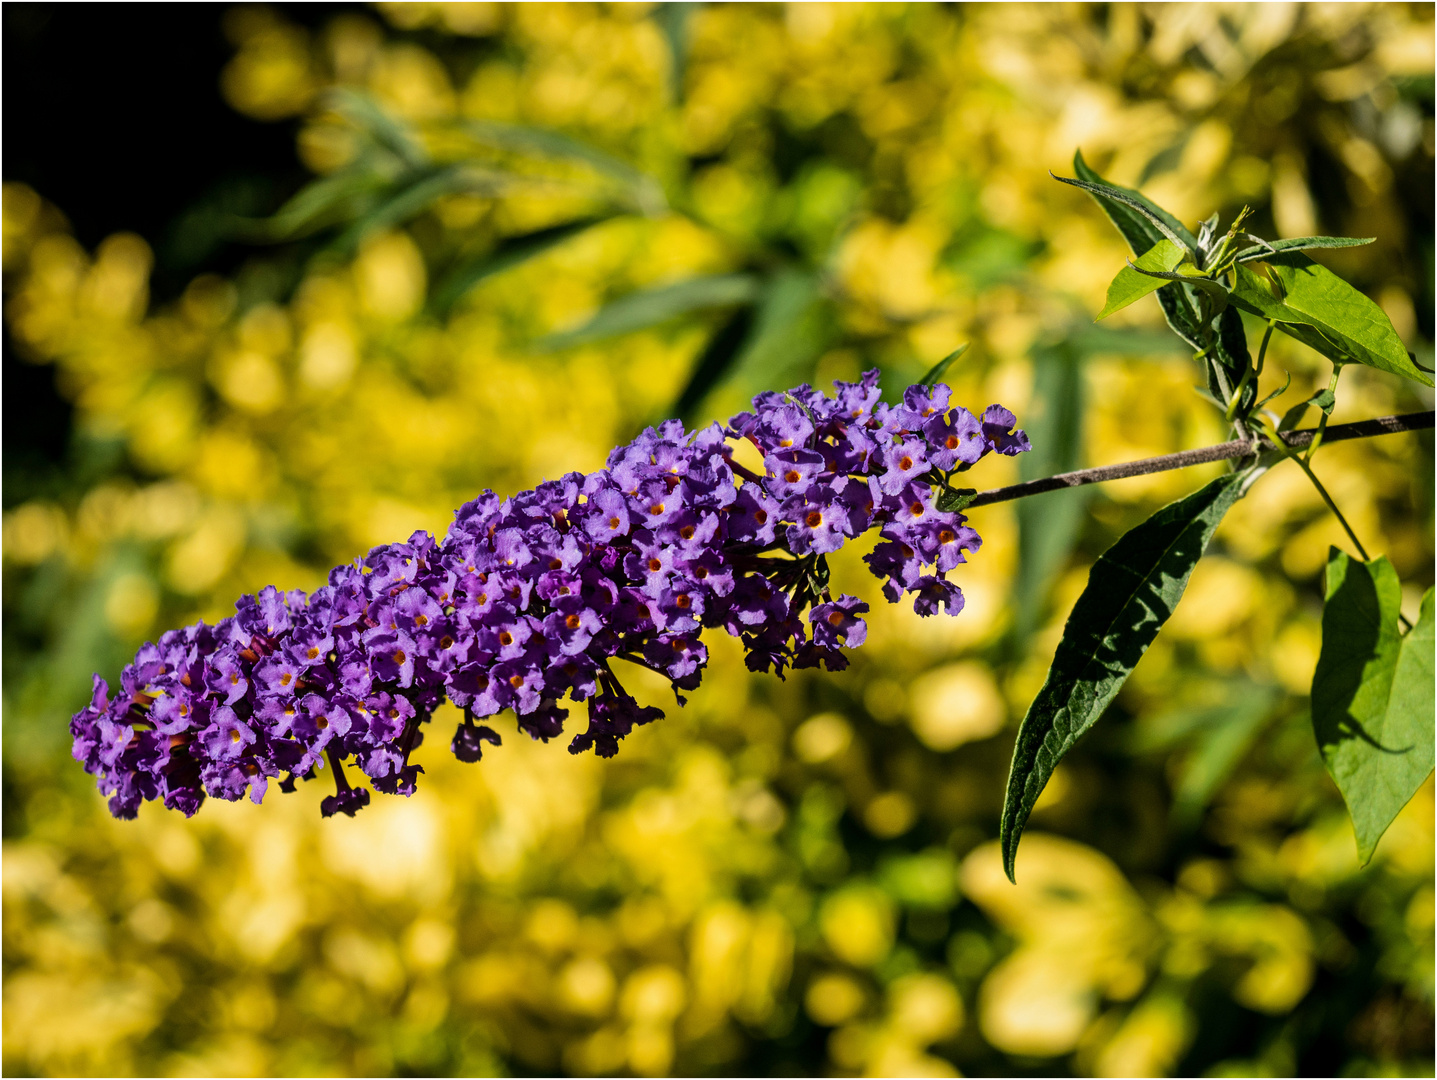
[[3, 4, 1434, 1076]]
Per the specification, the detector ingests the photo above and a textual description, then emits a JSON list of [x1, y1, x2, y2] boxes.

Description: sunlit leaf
[[1312, 553, 1434, 864], [539, 273, 761, 349], [1231, 256, 1433, 386], [1001, 472, 1247, 881], [1096, 239, 1187, 320]]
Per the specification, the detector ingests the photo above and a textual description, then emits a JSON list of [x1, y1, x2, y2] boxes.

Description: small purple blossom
[[72, 372, 1027, 819]]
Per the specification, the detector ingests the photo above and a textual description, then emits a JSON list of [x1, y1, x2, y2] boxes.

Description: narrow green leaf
[[1071, 151, 1204, 348], [1065, 152, 1199, 253], [1313, 554, 1434, 864], [1074, 150, 1165, 254], [1231, 255, 1432, 386], [1013, 342, 1086, 645], [1235, 235, 1376, 262], [430, 216, 612, 316], [918, 343, 969, 387], [1096, 239, 1187, 320], [1000, 472, 1247, 881], [1316, 560, 1435, 860], [671, 305, 756, 421], [1053, 173, 1195, 255], [539, 273, 760, 349]]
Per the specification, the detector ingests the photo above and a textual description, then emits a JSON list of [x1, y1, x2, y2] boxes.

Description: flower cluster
[[72, 373, 1028, 819]]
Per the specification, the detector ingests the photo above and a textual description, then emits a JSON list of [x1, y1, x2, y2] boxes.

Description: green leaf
[[1231, 255, 1432, 386], [1236, 235, 1376, 262], [430, 216, 613, 317], [1064, 152, 1199, 253], [671, 305, 756, 421], [1000, 471, 1247, 881], [1071, 151, 1205, 348], [1096, 239, 1187, 320], [539, 273, 761, 349], [918, 343, 969, 387], [1312, 553, 1435, 864], [1125, 262, 1230, 312], [936, 487, 977, 513]]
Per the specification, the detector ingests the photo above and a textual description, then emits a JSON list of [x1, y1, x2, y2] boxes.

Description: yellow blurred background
[[3, 4, 1433, 1076]]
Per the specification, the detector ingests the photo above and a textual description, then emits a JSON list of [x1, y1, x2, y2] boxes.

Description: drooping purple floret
[[72, 372, 1027, 819]]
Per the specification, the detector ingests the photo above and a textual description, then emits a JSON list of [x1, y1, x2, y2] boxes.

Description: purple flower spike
[[73, 370, 1026, 819]]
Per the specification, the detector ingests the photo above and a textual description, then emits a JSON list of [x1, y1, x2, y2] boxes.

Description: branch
[[969, 412, 1434, 508]]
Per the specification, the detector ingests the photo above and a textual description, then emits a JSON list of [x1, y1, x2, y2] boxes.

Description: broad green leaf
[[539, 273, 760, 349], [1066, 151, 1199, 253], [430, 216, 613, 316], [671, 305, 756, 421], [1000, 471, 1246, 881], [918, 343, 969, 388], [1231, 255, 1432, 386], [1096, 239, 1187, 320], [1235, 235, 1376, 262], [1012, 342, 1086, 644], [1313, 553, 1434, 864]]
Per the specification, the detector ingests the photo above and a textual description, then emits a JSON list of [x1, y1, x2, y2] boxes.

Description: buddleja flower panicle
[[71, 372, 1029, 819]]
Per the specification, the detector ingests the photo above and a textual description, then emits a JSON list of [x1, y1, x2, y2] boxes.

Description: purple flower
[[982, 405, 1032, 456], [74, 371, 1026, 820], [810, 595, 870, 649]]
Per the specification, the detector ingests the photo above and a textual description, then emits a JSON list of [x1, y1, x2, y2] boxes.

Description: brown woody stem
[[968, 411, 1434, 508]]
